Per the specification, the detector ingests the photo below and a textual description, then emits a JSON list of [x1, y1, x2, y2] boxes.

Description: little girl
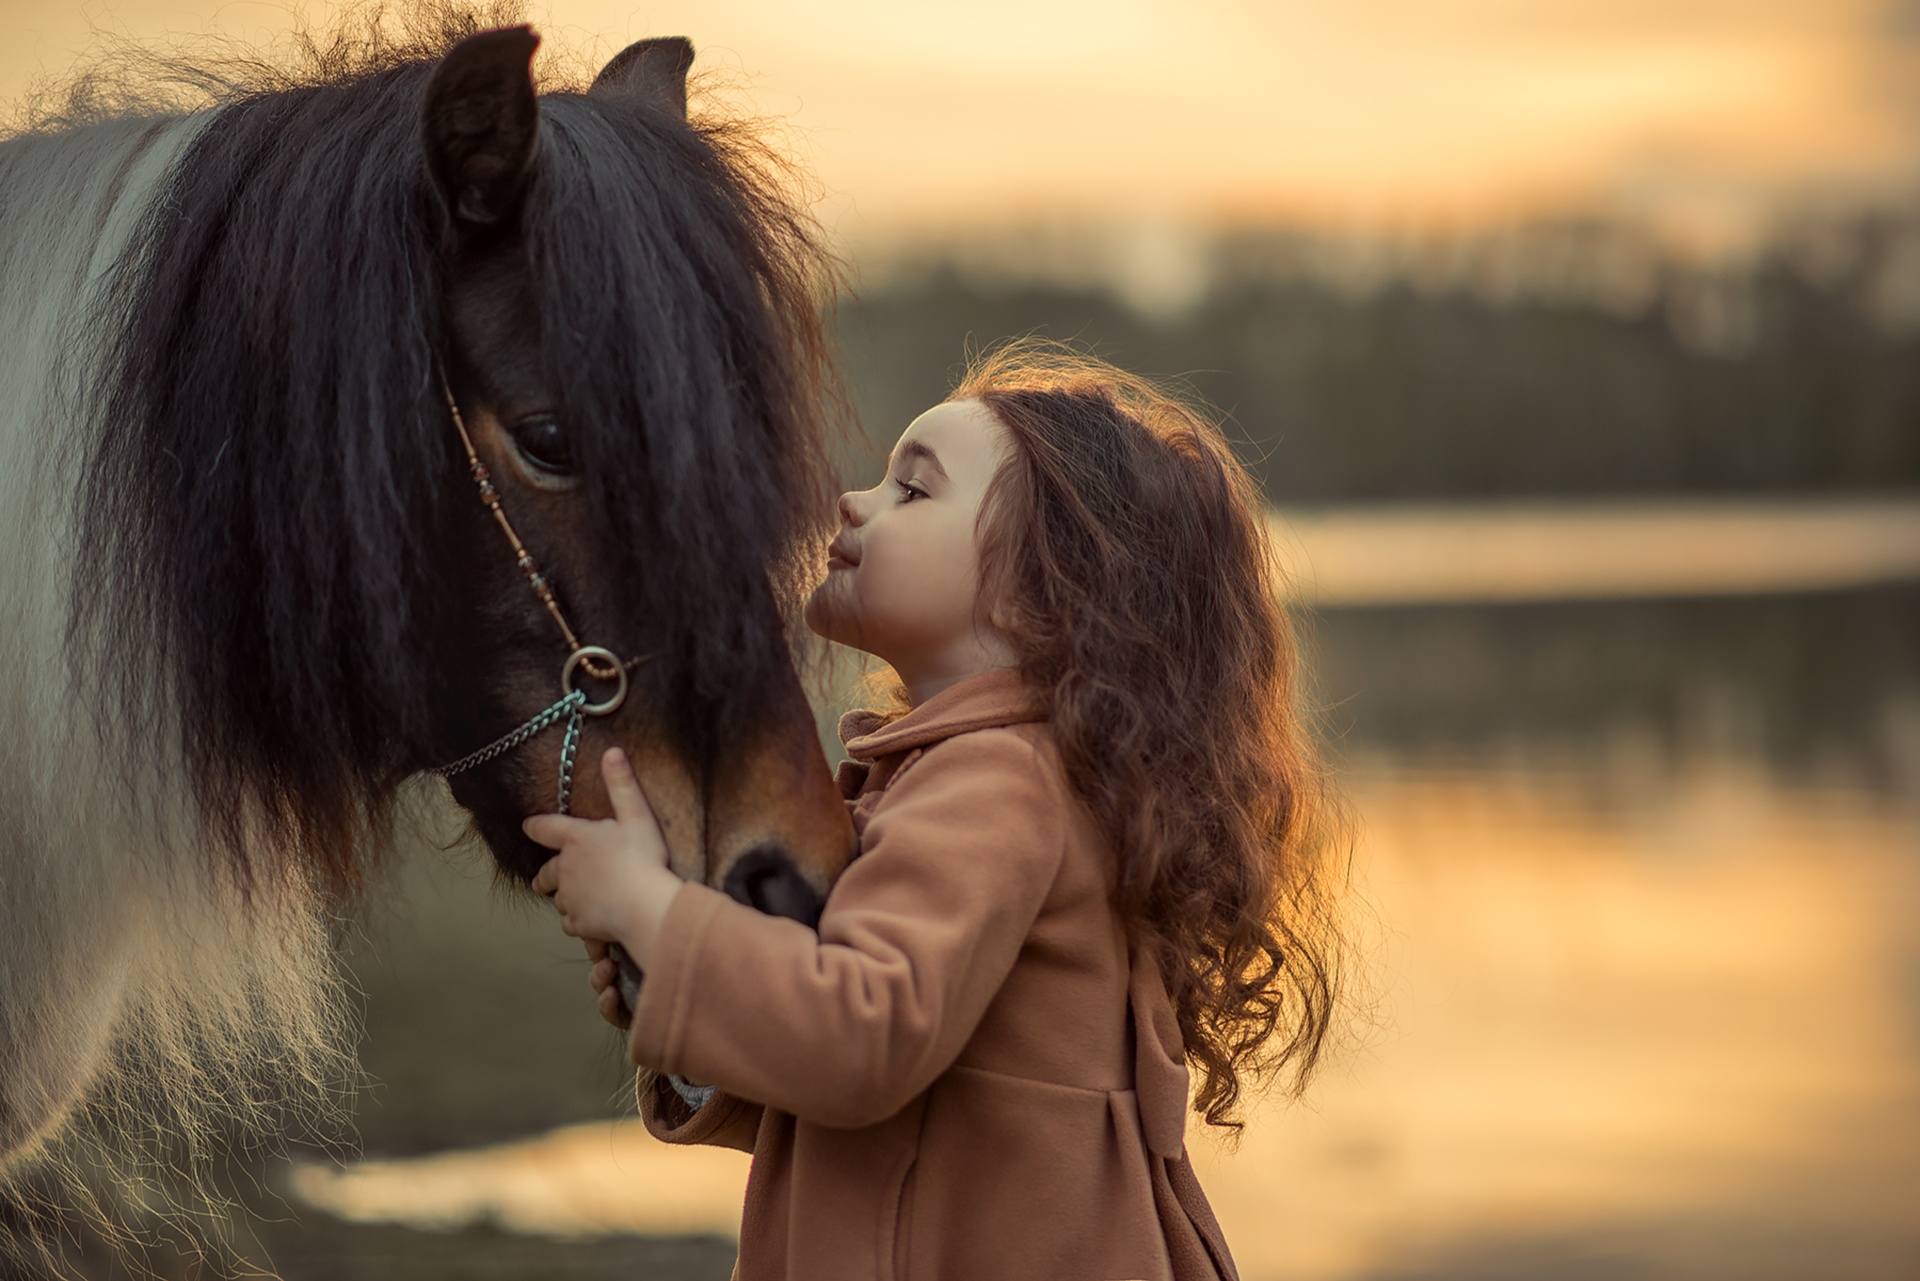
[[528, 342, 1341, 1281]]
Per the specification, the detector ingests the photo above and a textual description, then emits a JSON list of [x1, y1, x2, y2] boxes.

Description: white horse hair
[[0, 110, 361, 1269]]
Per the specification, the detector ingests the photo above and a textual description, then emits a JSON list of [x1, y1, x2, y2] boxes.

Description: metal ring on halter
[[563, 645, 629, 716]]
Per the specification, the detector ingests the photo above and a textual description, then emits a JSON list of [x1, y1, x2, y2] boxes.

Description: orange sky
[[4, 0, 1916, 256]]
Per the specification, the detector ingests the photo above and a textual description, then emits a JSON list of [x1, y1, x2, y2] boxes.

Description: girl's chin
[[802, 599, 882, 660], [801, 586, 849, 643]]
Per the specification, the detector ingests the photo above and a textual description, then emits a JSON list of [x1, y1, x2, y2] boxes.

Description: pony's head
[[80, 22, 854, 930], [420, 29, 853, 914]]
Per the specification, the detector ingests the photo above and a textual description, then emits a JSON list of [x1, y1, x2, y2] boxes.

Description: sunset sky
[[4, 0, 1918, 258]]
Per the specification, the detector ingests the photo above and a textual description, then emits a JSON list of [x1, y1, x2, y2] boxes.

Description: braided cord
[[557, 697, 584, 815]]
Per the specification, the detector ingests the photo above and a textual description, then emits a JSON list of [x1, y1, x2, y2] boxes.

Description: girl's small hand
[[587, 948, 631, 1030], [581, 937, 632, 1030], [526, 747, 682, 964]]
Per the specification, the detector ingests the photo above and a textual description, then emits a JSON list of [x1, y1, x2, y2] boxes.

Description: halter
[[430, 372, 644, 814]]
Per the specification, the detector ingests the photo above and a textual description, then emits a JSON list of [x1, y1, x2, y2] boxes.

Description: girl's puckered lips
[[825, 536, 860, 569]]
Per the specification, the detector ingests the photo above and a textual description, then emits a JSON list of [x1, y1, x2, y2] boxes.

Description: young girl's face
[[805, 400, 1014, 691]]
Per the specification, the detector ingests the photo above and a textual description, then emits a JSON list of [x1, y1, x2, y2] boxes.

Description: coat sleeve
[[627, 728, 1067, 1129], [635, 1069, 765, 1155]]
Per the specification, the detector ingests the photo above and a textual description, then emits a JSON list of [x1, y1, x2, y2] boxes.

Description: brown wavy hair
[[953, 339, 1345, 1134]]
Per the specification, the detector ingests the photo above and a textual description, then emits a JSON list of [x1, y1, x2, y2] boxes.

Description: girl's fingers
[[523, 813, 579, 850], [530, 857, 557, 896], [601, 747, 652, 827], [598, 983, 630, 1029], [589, 957, 614, 992], [584, 938, 610, 964]]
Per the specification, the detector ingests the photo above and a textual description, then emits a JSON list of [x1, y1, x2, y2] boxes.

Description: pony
[[0, 10, 853, 1268]]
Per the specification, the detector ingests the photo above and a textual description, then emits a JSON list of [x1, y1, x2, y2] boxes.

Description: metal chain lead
[[433, 686, 590, 817], [433, 688, 587, 783]]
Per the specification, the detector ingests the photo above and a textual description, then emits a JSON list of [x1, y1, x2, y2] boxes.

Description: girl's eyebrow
[[890, 439, 949, 481]]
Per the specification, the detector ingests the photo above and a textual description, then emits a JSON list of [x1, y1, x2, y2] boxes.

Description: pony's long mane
[[73, 7, 841, 900]]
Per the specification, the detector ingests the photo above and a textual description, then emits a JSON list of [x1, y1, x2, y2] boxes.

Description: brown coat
[[629, 667, 1239, 1281]]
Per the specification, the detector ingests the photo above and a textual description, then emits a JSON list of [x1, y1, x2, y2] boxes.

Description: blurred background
[[5, 1, 1918, 1277]]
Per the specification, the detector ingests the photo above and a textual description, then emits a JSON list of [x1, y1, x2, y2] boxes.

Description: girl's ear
[[421, 26, 541, 228], [978, 582, 1023, 646]]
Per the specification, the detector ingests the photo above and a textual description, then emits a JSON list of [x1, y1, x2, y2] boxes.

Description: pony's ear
[[589, 36, 694, 120], [421, 26, 541, 227]]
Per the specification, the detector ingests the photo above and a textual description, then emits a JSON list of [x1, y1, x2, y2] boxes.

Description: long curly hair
[[953, 340, 1346, 1133]]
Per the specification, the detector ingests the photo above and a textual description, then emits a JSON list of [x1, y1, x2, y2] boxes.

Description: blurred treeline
[[833, 214, 1920, 501]]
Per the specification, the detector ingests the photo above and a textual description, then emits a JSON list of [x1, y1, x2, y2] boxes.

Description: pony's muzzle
[[721, 844, 828, 930], [607, 844, 826, 1020]]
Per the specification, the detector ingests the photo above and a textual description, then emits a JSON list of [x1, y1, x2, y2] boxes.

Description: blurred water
[[263, 577, 1920, 1281], [1274, 500, 1920, 605], [1193, 765, 1920, 1280]]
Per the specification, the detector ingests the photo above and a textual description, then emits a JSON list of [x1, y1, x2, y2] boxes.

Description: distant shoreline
[[1272, 496, 1920, 606]]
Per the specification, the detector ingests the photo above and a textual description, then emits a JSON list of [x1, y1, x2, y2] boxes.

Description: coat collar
[[837, 666, 1045, 762]]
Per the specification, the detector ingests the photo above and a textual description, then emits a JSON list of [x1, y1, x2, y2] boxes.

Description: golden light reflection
[[1190, 766, 1920, 1278], [290, 767, 1920, 1279], [1273, 498, 1920, 605], [290, 1118, 750, 1238]]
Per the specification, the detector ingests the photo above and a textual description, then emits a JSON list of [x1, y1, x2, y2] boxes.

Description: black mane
[[76, 29, 839, 896]]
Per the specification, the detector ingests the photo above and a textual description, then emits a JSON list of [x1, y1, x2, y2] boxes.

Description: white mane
[[0, 112, 358, 1273]]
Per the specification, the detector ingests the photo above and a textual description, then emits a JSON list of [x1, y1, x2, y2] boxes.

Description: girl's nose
[[837, 490, 863, 526]]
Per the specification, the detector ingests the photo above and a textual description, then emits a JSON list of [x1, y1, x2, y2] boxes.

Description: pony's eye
[[511, 416, 573, 474]]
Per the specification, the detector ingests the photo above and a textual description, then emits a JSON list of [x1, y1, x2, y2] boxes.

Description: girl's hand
[[526, 747, 683, 966], [584, 939, 632, 1031]]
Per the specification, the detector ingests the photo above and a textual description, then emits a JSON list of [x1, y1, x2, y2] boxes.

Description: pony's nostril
[[721, 844, 826, 930]]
